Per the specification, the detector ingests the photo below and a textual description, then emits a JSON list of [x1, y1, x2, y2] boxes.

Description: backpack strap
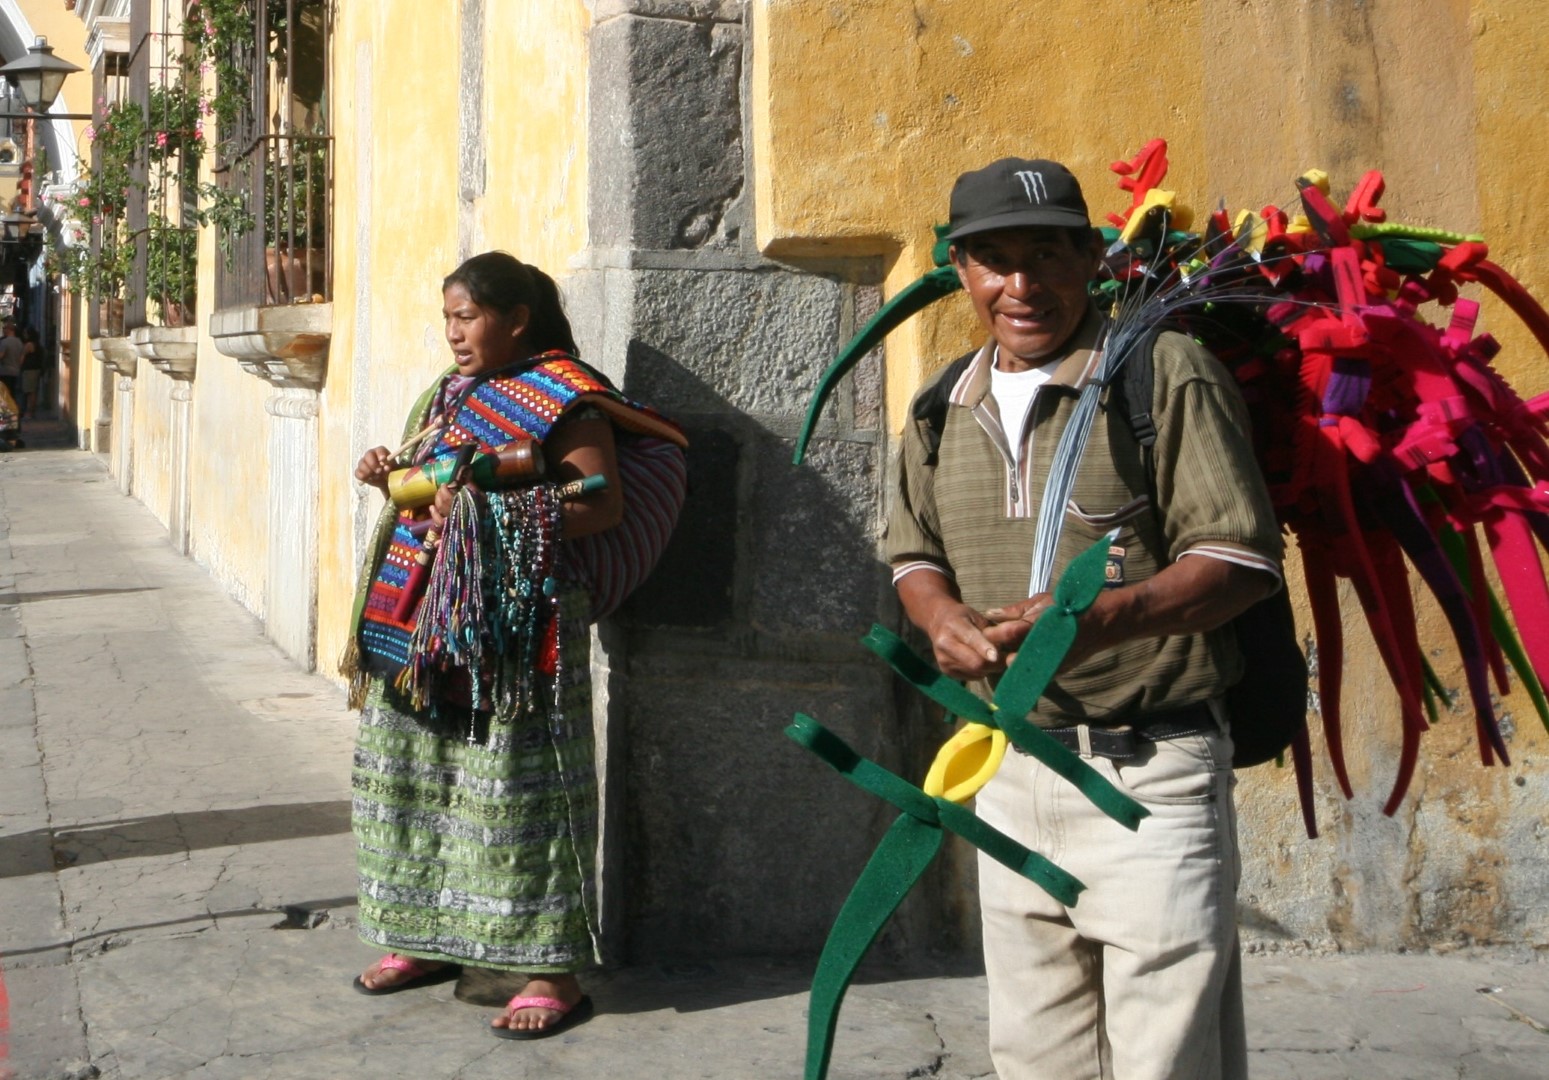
[[1111, 328, 1160, 449], [913, 349, 978, 466]]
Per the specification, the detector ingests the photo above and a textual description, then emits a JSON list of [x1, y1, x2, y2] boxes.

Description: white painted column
[[169, 382, 193, 554], [264, 387, 321, 670], [113, 375, 135, 495]]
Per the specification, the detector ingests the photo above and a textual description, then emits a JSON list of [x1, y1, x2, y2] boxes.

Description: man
[[885, 158, 1284, 1080], [0, 322, 21, 400]]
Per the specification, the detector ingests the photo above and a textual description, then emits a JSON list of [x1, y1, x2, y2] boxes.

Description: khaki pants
[[976, 729, 1246, 1080]]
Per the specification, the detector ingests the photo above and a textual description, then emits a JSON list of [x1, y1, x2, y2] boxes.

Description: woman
[[344, 251, 684, 1039]]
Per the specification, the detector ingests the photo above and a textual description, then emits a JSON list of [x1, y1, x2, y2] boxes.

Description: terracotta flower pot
[[265, 246, 325, 304]]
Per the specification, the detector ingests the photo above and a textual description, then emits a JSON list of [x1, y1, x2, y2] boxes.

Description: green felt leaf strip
[[793, 266, 963, 465], [788, 715, 1087, 898], [991, 608, 1078, 728], [933, 799, 1083, 906], [995, 531, 1115, 719], [1486, 593, 1549, 735], [1421, 657, 1448, 710], [860, 624, 995, 723], [1350, 221, 1485, 245], [1052, 528, 1120, 612], [801, 814, 944, 1080], [986, 533, 1147, 831], [788, 714, 940, 823], [992, 706, 1148, 832]]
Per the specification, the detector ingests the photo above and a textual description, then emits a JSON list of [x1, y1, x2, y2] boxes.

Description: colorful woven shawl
[[346, 351, 687, 698]]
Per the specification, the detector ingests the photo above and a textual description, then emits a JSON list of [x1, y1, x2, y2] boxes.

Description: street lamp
[[0, 211, 36, 243], [0, 37, 89, 120]]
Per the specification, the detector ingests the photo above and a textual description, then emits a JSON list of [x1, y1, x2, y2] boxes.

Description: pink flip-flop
[[351, 953, 459, 996], [490, 993, 595, 1040]]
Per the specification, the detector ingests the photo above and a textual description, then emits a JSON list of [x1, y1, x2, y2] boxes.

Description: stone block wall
[[570, 0, 963, 964]]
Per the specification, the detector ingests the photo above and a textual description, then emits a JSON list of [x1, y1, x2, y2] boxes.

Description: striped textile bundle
[[569, 431, 689, 619]]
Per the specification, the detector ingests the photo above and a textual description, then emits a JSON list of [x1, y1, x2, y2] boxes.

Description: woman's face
[[442, 283, 530, 377]]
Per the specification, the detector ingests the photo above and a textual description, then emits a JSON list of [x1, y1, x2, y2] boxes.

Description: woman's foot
[[354, 953, 453, 994], [491, 974, 584, 1035]]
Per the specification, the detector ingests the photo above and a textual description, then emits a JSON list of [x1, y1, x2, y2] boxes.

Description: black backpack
[[916, 332, 1308, 768]]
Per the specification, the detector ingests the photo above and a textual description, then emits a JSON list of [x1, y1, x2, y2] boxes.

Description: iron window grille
[[211, 0, 332, 311]]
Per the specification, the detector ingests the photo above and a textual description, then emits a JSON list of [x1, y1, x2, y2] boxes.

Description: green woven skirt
[[351, 591, 599, 973]]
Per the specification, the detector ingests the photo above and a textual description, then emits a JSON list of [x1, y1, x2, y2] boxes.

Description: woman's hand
[[429, 477, 485, 526], [355, 446, 394, 493]]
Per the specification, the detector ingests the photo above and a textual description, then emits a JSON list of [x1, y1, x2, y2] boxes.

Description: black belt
[[1015, 702, 1218, 761]]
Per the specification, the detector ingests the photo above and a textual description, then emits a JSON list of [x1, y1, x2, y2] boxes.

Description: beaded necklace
[[398, 480, 564, 743]]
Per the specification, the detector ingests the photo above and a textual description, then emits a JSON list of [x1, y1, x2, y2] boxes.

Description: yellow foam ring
[[922, 722, 1009, 804], [1299, 168, 1331, 195], [1119, 188, 1176, 244]]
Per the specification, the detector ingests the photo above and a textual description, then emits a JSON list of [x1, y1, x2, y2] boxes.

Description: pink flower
[[83, 125, 95, 141], [78, 196, 90, 206], [156, 131, 169, 148]]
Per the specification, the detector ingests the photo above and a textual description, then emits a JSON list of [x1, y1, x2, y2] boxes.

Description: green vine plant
[[50, 97, 140, 317], [46, 1, 271, 319]]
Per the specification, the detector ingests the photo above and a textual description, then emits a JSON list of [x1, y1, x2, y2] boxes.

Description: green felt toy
[[787, 530, 1146, 1080], [792, 225, 961, 465]]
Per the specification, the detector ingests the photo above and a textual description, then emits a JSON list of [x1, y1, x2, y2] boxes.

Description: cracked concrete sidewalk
[[2, 428, 1548, 1080]]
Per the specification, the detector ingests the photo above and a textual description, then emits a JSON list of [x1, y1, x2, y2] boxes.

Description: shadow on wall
[[604, 339, 973, 967]]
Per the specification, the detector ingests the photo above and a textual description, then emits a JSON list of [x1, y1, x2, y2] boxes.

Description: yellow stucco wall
[[313, 0, 591, 679], [753, 0, 1549, 946], [185, 214, 273, 615], [130, 362, 176, 526]]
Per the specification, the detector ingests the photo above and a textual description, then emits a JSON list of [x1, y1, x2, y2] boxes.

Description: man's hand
[[926, 601, 1005, 680], [984, 557, 1280, 675], [983, 594, 1055, 659], [897, 569, 1003, 680]]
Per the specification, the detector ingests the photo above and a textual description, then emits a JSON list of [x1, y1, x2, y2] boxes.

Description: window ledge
[[90, 334, 139, 378], [209, 303, 333, 389], [131, 325, 198, 380]]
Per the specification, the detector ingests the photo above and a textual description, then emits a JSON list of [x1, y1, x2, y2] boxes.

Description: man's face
[[951, 227, 1100, 365]]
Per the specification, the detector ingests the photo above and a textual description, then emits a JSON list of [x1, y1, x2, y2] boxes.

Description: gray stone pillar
[[572, 0, 955, 965]]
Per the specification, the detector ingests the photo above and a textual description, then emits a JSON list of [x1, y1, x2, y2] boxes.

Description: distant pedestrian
[[0, 322, 21, 401], [342, 251, 686, 1040], [18, 326, 40, 418]]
